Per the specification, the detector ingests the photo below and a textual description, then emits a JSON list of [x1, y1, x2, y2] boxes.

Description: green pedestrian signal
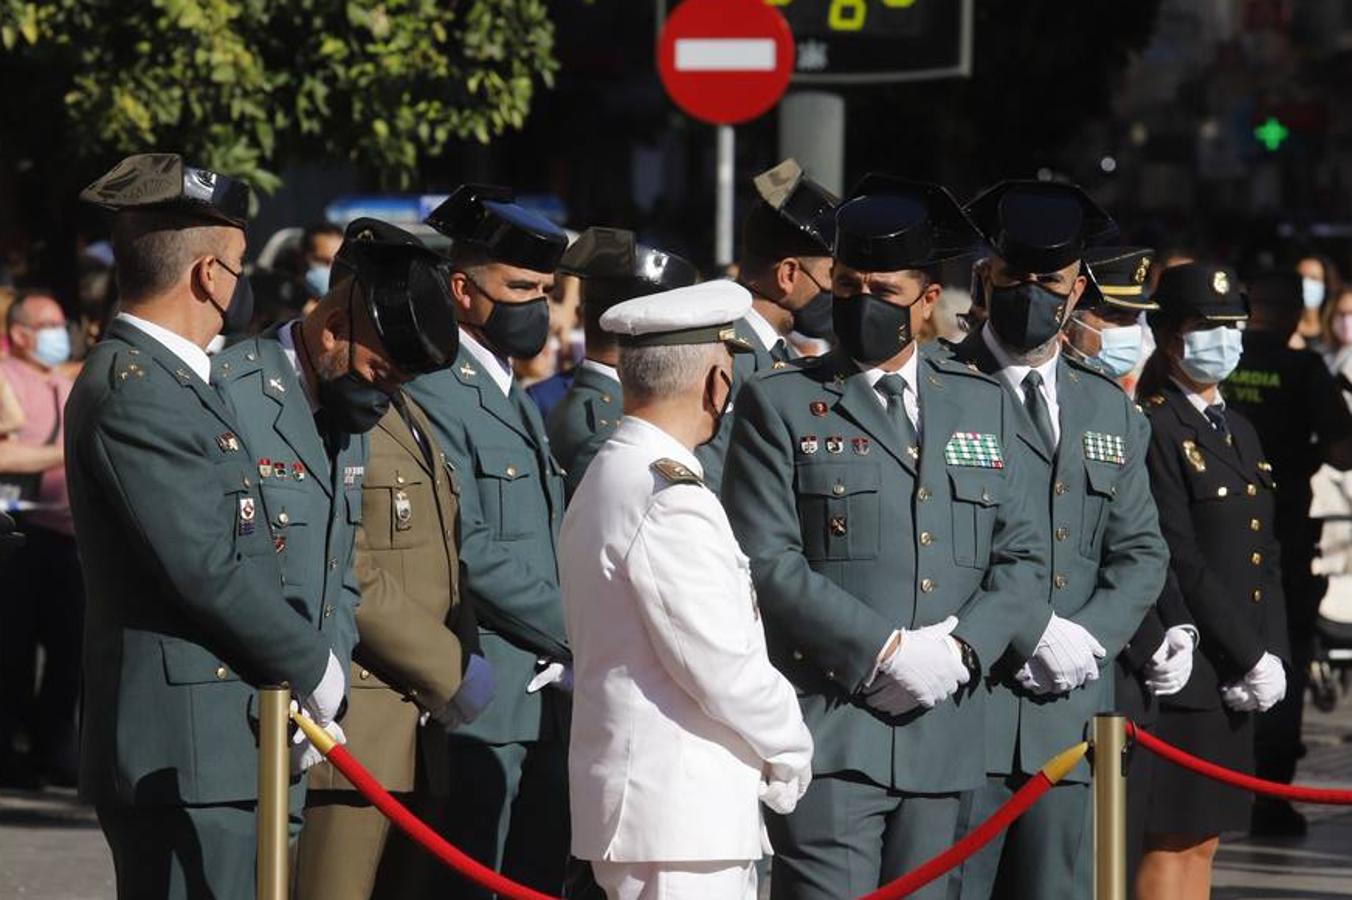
[[1254, 117, 1290, 152]]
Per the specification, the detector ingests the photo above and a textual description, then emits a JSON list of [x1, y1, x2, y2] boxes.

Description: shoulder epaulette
[[1145, 393, 1166, 408], [212, 338, 266, 383], [109, 347, 149, 390], [651, 458, 703, 486], [1063, 353, 1124, 390]]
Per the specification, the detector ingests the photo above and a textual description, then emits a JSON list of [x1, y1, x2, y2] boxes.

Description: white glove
[[1221, 681, 1258, 712], [1030, 615, 1106, 693], [525, 660, 573, 694], [1014, 657, 1058, 695], [1244, 652, 1287, 712], [867, 617, 969, 715], [1145, 626, 1197, 697], [289, 704, 346, 774], [431, 654, 496, 730], [302, 650, 347, 727], [759, 759, 812, 815]]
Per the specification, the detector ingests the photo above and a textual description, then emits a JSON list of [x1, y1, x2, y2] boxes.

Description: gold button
[[826, 670, 837, 680], [215, 666, 228, 680], [917, 487, 932, 502], [920, 531, 934, 546], [1054, 574, 1068, 589], [833, 483, 845, 496], [328, 558, 338, 570], [792, 649, 803, 661], [1217, 486, 1228, 498], [506, 465, 518, 477], [1251, 552, 1262, 566], [980, 489, 992, 503], [359, 669, 370, 680], [921, 578, 936, 593], [396, 474, 406, 485], [1246, 484, 1257, 496], [277, 511, 290, 526], [245, 352, 257, 362], [1250, 519, 1261, 532], [323, 604, 333, 618], [1252, 589, 1263, 603], [243, 477, 251, 488], [1055, 481, 1068, 496], [602, 394, 612, 403], [1055, 526, 1069, 542]]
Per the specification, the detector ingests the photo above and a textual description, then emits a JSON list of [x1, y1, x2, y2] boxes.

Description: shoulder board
[[1142, 393, 1166, 411], [212, 337, 268, 383], [761, 356, 820, 379], [1062, 353, 1122, 389], [108, 347, 152, 391], [651, 458, 703, 487], [922, 350, 999, 384]]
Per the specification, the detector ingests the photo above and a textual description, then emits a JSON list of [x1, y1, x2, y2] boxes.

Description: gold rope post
[[257, 686, 291, 900], [1092, 713, 1127, 900]]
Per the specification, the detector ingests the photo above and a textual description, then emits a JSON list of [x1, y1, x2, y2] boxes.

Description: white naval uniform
[[559, 415, 812, 900]]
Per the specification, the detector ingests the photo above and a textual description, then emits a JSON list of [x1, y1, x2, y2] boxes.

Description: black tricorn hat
[[334, 218, 458, 375], [425, 184, 568, 273], [80, 153, 252, 228], [744, 159, 840, 258], [965, 180, 1117, 274], [1150, 262, 1248, 324], [559, 227, 698, 310], [833, 174, 979, 272], [1082, 247, 1159, 312]]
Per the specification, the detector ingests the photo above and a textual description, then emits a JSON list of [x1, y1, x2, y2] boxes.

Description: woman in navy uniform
[[1135, 262, 1290, 900]]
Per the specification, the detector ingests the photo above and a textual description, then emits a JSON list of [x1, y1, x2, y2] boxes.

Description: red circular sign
[[657, 0, 795, 126]]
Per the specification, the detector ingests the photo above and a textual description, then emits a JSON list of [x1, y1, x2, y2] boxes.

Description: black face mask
[[793, 291, 835, 340], [698, 367, 735, 447], [987, 282, 1070, 353], [469, 277, 550, 359], [212, 260, 254, 336], [315, 286, 393, 434], [832, 293, 913, 366]]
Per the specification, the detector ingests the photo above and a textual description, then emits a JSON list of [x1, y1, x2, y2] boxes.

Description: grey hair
[[618, 342, 720, 401]]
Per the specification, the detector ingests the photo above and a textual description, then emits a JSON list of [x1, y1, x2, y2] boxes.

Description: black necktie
[[771, 339, 791, 364], [393, 394, 435, 473], [1205, 404, 1230, 440], [876, 373, 917, 449], [1022, 370, 1057, 453]]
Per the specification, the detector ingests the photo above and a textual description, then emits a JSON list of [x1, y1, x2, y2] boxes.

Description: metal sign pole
[[257, 686, 290, 900], [1092, 713, 1128, 900], [716, 124, 735, 268]]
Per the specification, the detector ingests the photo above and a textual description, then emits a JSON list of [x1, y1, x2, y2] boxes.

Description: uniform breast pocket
[[794, 462, 881, 562], [474, 445, 539, 541], [1080, 463, 1120, 559], [258, 482, 313, 586], [948, 469, 1002, 568], [217, 461, 272, 560], [361, 471, 431, 550]]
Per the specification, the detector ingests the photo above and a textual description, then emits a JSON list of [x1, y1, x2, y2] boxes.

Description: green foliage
[[0, 0, 558, 190]]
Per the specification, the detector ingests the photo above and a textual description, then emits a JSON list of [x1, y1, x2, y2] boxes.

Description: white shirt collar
[[981, 324, 1060, 404], [459, 326, 514, 397], [743, 307, 781, 354], [615, 414, 704, 479], [275, 319, 321, 413], [117, 313, 212, 384], [1171, 376, 1224, 418], [580, 358, 620, 384], [856, 346, 920, 397]]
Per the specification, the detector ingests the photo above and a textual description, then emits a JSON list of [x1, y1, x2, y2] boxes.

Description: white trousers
[[591, 859, 757, 900]]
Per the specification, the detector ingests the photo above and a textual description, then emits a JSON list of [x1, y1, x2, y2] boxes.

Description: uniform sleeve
[[86, 390, 330, 697], [951, 389, 1052, 667], [626, 487, 812, 767], [434, 407, 570, 662], [1146, 415, 1265, 678], [723, 377, 896, 693], [349, 537, 464, 712], [1068, 407, 1168, 658]]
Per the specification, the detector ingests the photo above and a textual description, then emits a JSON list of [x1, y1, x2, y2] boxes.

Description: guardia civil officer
[[69, 154, 346, 898], [698, 159, 839, 492], [1135, 263, 1290, 900], [561, 281, 812, 900], [405, 184, 572, 896], [1063, 246, 1157, 380], [1220, 270, 1352, 835], [547, 226, 698, 500], [949, 185, 1167, 900], [722, 175, 1047, 900]]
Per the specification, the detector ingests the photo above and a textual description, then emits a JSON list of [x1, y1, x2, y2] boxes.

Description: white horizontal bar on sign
[[674, 38, 776, 72]]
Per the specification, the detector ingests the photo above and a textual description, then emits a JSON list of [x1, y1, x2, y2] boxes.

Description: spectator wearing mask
[[301, 222, 345, 307], [1294, 254, 1341, 355], [0, 289, 82, 787], [1320, 284, 1352, 374]]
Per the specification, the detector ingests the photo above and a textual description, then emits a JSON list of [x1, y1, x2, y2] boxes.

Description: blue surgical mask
[[1179, 326, 1243, 384], [1302, 277, 1325, 311], [33, 326, 71, 368], [306, 264, 332, 298], [1071, 319, 1143, 377]]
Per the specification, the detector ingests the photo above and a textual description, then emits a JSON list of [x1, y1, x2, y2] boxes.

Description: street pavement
[[3, 700, 1351, 898]]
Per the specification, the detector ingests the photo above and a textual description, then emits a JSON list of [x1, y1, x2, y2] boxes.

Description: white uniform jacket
[[560, 415, 812, 863]]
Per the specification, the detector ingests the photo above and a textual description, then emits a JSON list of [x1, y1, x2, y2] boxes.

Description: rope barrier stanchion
[[1091, 714, 1127, 900], [256, 686, 291, 900], [291, 710, 561, 900], [1126, 721, 1352, 805], [859, 741, 1089, 900]]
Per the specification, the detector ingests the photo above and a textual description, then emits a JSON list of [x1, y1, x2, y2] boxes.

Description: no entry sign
[[657, 0, 795, 126]]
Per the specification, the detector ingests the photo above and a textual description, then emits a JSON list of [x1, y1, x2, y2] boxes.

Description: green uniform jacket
[[947, 329, 1167, 782], [722, 345, 1049, 793], [406, 346, 569, 745], [546, 363, 622, 501], [213, 328, 368, 671], [67, 319, 333, 807], [696, 316, 779, 493]]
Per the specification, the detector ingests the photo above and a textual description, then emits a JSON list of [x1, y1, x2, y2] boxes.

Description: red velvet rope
[[1127, 721, 1352, 805]]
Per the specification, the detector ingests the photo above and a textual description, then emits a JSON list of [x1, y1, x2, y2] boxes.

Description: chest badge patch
[[799, 435, 819, 455], [257, 457, 272, 479], [1083, 431, 1126, 466], [217, 432, 241, 453], [237, 497, 256, 536], [343, 465, 365, 486], [944, 432, 1004, 469], [826, 436, 844, 454], [1182, 440, 1206, 473], [292, 462, 306, 481], [394, 489, 413, 531], [852, 437, 870, 456], [810, 401, 828, 417]]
